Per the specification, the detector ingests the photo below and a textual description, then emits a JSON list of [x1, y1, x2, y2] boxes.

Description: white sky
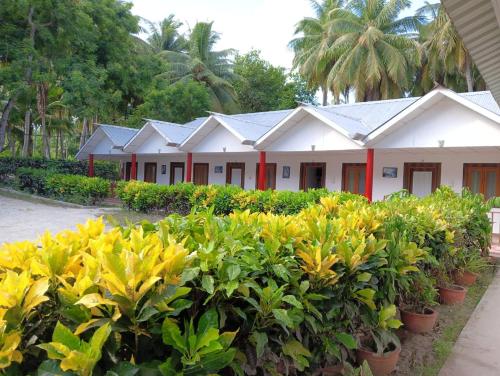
[[130, 0, 429, 69]]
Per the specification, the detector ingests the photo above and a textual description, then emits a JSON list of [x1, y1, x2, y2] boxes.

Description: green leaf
[[250, 332, 268, 358], [357, 272, 372, 282], [224, 280, 239, 297], [272, 264, 290, 281], [36, 360, 74, 376], [89, 323, 112, 354], [158, 357, 178, 376], [162, 318, 186, 352], [168, 299, 193, 316], [52, 322, 81, 351], [226, 264, 241, 281], [272, 309, 294, 329], [195, 327, 220, 351], [354, 288, 376, 310], [105, 361, 140, 376], [197, 308, 218, 334], [335, 333, 357, 350], [201, 275, 215, 294], [282, 295, 303, 309], [181, 267, 200, 284]]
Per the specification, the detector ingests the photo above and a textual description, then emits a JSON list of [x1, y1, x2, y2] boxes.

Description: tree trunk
[[465, 54, 474, 92], [22, 110, 31, 157], [37, 83, 50, 158], [0, 98, 16, 152], [322, 85, 328, 106], [8, 125, 16, 156], [79, 117, 88, 149], [59, 129, 64, 158]]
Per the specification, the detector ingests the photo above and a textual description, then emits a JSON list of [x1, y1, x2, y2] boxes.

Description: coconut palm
[[158, 22, 239, 113], [327, 0, 421, 102], [417, 2, 480, 93], [147, 15, 187, 53], [289, 0, 344, 105]]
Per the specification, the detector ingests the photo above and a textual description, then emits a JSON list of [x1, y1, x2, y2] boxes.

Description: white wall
[[266, 114, 362, 152], [191, 124, 253, 153], [373, 98, 500, 149], [134, 155, 187, 185], [92, 135, 128, 156], [135, 133, 179, 154]]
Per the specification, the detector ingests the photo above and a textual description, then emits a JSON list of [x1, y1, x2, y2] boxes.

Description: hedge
[[117, 180, 365, 215], [0, 187, 491, 375], [0, 156, 120, 181], [15, 167, 111, 205]]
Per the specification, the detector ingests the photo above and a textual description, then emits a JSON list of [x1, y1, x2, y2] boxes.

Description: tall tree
[[158, 22, 239, 113], [147, 15, 187, 53], [289, 0, 344, 105], [327, 0, 421, 101]]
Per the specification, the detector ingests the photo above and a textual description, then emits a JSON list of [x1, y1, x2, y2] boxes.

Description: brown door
[[124, 162, 138, 181], [342, 163, 366, 195], [403, 163, 441, 197], [255, 163, 277, 190], [193, 163, 209, 185], [144, 162, 157, 183], [226, 163, 245, 188], [464, 164, 500, 199], [170, 162, 185, 185], [300, 162, 326, 191]]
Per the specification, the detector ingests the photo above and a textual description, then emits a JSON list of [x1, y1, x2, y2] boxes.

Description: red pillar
[[186, 153, 192, 183], [131, 153, 137, 180], [88, 154, 94, 177], [365, 148, 374, 202], [258, 151, 266, 190]]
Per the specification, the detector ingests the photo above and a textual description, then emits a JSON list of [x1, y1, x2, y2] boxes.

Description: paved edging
[[439, 267, 500, 376]]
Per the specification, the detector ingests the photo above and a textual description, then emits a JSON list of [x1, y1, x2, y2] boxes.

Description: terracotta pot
[[454, 270, 478, 286], [438, 285, 467, 305], [356, 346, 401, 376], [400, 308, 438, 333]]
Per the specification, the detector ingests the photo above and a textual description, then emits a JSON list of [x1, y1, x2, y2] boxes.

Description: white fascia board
[[179, 115, 246, 151], [364, 88, 500, 145], [254, 107, 305, 149], [123, 122, 172, 152], [75, 128, 106, 160]]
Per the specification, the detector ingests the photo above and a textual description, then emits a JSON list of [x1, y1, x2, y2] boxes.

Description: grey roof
[[459, 91, 500, 115], [184, 117, 208, 128], [98, 124, 138, 146], [213, 110, 293, 141], [145, 119, 202, 144]]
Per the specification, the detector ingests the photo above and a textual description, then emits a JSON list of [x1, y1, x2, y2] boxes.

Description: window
[[170, 162, 185, 184], [226, 163, 245, 188], [403, 163, 441, 197], [464, 164, 500, 199], [144, 162, 157, 183], [255, 163, 277, 190], [300, 162, 326, 191], [193, 163, 209, 185], [342, 163, 366, 195]]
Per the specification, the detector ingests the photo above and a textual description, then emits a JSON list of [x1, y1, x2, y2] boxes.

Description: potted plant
[[454, 250, 489, 286], [399, 272, 439, 333], [433, 256, 468, 305], [356, 305, 402, 376]]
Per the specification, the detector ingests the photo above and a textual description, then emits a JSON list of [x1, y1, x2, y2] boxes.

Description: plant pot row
[[356, 271, 476, 375]]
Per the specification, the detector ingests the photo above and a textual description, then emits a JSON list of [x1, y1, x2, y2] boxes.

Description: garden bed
[[396, 264, 496, 375]]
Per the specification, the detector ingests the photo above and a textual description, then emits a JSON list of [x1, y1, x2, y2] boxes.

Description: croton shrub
[[116, 180, 364, 215], [0, 187, 491, 375]]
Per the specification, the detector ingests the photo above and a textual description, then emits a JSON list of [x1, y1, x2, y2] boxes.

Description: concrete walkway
[[0, 192, 111, 244], [439, 265, 500, 376]]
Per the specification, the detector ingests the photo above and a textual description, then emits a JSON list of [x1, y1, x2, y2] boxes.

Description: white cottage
[[76, 87, 500, 202]]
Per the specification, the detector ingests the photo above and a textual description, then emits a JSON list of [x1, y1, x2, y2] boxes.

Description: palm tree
[[327, 0, 421, 102], [289, 0, 344, 105], [158, 22, 239, 113], [418, 3, 478, 92], [147, 15, 187, 53]]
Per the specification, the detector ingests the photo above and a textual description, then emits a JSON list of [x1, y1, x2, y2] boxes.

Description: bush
[[117, 180, 365, 215], [0, 188, 491, 375], [14, 167, 111, 205], [0, 156, 120, 181]]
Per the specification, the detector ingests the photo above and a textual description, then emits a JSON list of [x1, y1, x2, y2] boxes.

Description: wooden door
[[342, 163, 366, 195], [300, 162, 326, 191], [124, 162, 137, 181], [143, 162, 157, 183], [255, 163, 277, 190], [193, 163, 209, 185], [464, 164, 500, 199], [226, 162, 245, 188], [170, 162, 185, 184], [403, 163, 441, 197]]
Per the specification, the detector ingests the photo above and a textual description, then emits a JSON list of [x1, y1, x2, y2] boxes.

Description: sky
[[130, 0, 429, 69]]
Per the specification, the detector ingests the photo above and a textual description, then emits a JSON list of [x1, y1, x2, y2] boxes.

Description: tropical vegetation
[[0, 186, 491, 374]]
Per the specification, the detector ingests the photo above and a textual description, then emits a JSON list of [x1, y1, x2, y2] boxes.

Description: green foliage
[[130, 80, 210, 125], [117, 180, 363, 215], [14, 167, 110, 205]]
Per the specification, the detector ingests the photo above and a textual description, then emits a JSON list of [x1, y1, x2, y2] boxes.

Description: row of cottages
[[77, 87, 500, 203]]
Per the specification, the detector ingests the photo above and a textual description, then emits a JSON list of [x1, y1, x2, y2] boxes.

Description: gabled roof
[[75, 124, 137, 160]]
